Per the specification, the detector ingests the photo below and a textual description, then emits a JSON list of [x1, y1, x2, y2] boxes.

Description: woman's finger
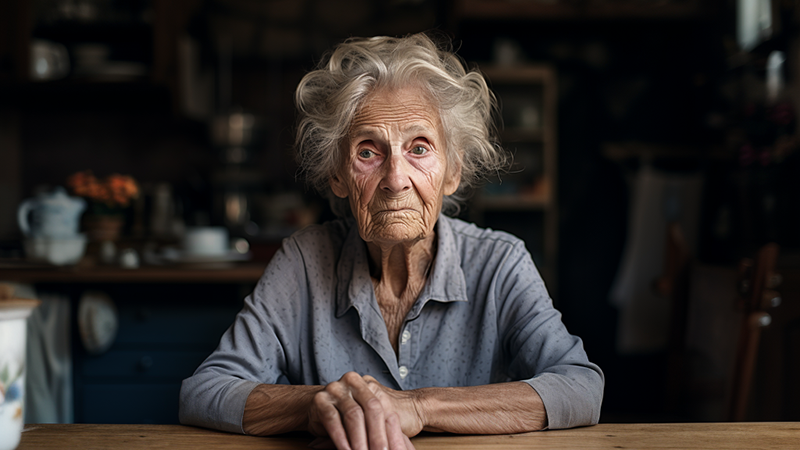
[[342, 373, 388, 450], [361, 375, 422, 438], [312, 391, 352, 450], [403, 433, 416, 450], [337, 394, 370, 450], [385, 412, 411, 450]]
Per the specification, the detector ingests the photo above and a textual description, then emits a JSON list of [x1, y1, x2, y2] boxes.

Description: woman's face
[[330, 86, 460, 247]]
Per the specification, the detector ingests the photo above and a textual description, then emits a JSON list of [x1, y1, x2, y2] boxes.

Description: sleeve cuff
[[524, 372, 602, 430], [179, 377, 261, 434]]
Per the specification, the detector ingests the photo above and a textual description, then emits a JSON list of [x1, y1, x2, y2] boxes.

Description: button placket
[[397, 324, 413, 383]]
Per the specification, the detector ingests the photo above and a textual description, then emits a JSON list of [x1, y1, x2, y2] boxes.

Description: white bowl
[[24, 235, 87, 266], [182, 227, 229, 257]]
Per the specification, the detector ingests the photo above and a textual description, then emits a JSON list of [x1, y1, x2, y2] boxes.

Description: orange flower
[[67, 170, 139, 208]]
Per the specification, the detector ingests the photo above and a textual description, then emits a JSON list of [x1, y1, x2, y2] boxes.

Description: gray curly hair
[[295, 32, 509, 217]]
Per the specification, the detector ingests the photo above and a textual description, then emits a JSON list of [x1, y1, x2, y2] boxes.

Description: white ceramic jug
[[0, 299, 40, 450], [17, 187, 86, 238]]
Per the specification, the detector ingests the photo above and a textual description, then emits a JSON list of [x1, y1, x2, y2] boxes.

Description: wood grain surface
[[18, 422, 800, 449]]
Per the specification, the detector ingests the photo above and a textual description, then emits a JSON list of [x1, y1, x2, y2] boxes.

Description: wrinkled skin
[[307, 372, 421, 450], [330, 85, 460, 250]]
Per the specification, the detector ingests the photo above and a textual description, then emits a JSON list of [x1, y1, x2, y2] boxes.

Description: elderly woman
[[180, 33, 603, 450]]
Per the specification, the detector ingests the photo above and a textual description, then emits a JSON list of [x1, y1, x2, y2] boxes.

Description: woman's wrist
[[243, 384, 324, 435], [412, 387, 449, 433], [406, 387, 431, 433]]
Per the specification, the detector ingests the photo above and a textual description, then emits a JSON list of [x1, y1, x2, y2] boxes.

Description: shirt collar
[[335, 215, 469, 318]]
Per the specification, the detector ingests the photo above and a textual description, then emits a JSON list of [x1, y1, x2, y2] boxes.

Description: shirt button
[[398, 366, 409, 379], [401, 330, 411, 344]]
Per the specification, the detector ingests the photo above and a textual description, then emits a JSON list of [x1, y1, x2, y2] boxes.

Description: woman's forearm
[[243, 380, 547, 437], [242, 384, 325, 435], [415, 381, 547, 434]]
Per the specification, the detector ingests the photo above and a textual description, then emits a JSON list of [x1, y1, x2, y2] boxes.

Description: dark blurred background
[[2, 0, 800, 425]]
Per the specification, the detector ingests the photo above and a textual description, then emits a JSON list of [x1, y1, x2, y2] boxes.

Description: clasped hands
[[307, 371, 422, 450]]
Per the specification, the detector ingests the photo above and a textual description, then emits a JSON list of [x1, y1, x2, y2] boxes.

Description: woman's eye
[[410, 145, 428, 155], [358, 149, 375, 159]]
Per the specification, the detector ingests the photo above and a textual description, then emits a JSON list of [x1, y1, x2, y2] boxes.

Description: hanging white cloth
[[3, 282, 73, 423], [609, 165, 704, 354]]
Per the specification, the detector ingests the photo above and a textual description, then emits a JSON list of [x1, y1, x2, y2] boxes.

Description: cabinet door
[[80, 384, 182, 424], [114, 301, 241, 346], [73, 283, 248, 424], [81, 350, 210, 379]]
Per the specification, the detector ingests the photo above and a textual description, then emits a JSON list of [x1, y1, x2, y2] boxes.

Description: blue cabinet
[[71, 283, 248, 424]]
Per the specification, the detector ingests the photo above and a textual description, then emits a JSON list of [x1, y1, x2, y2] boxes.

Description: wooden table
[[17, 422, 800, 449]]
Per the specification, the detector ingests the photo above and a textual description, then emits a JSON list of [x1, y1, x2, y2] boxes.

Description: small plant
[[67, 170, 139, 214]]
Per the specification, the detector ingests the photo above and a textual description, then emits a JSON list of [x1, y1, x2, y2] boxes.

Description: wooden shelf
[[468, 63, 559, 294], [455, 0, 718, 21], [477, 177, 553, 211], [481, 65, 557, 83], [602, 141, 733, 162], [475, 193, 551, 211], [501, 128, 544, 142], [1, 0, 201, 111], [33, 19, 153, 47], [1, 81, 170, 112], [0, 263, 267, 284]]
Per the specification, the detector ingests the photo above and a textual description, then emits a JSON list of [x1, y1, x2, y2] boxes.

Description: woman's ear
[[329, 174, 349, 198], [443, 161, 461, 196]]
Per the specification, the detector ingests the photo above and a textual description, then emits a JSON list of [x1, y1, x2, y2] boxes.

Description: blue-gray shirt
[[179, 215, 603, 432]]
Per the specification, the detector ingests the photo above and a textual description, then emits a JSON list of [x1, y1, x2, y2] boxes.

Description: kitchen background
[[2, 0, 800, 426]]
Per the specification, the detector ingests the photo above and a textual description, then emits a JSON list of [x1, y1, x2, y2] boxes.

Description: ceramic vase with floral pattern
[[0, 299, 40, 450]]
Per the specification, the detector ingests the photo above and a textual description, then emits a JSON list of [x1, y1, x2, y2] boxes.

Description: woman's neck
[[366, 233, 435, 298], [367, 234, 436, 354]]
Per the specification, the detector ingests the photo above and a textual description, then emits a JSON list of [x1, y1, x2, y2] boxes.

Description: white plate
[[78, 291, 118, 355]]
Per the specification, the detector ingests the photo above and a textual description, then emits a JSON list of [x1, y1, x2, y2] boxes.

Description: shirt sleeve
[[495, 241, 604, 429], [179, 236, 305, 433]]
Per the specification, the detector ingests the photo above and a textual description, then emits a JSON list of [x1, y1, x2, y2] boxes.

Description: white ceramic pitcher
[[17, 187, 85, 238]]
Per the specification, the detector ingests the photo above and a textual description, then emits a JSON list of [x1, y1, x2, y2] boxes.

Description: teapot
[[18, 187, 86, 238]]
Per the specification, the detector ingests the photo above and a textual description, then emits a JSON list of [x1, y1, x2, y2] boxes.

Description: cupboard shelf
[[474, 194, 551, 211], [454, 0, 718, 21], [500, 128, 544, 142], [33, 20, 153, 44], [2, 0, 200, 112], [470, 63, 559, 294]]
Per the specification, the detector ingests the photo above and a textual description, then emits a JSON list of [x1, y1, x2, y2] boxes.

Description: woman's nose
[[379, 154, 412, 194]]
